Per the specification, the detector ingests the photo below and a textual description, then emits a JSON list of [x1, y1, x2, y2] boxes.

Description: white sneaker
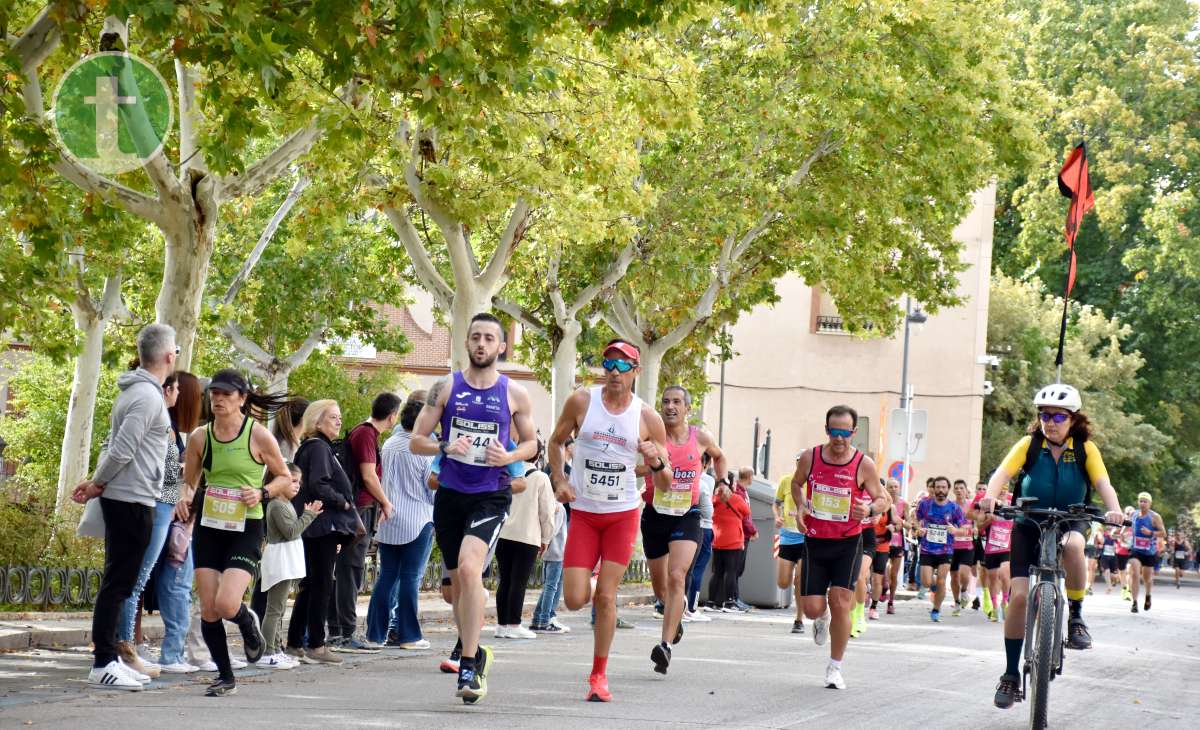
[[196, 659, 218, 672], [813, 608, 830, 647], [397, 639, 431, 650], [230, 656, 248, 670], [688, 609, 712, 622], [549, 618, 572, 633], [117, 658, 151, 684], [88, 660, 143, 691], [825, 663, 846, 690], [159, 661, 200, 674], [262, 653, 294, 670], [494, 625, 512, 639], [682, 611, 694, 623], [508, 626, 537, 639]]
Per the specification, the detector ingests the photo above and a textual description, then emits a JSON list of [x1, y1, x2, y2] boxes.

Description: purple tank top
[[438, 371, 512, 494]]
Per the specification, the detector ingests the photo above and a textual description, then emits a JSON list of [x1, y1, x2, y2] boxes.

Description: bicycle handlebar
[[994, 502, 1128, 528]]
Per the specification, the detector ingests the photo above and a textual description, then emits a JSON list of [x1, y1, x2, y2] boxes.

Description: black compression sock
[[201, 619, 235, 682], [870, 600, 878, 609], [1004, 637, 1022, 677], [1068, 599, 1083, 619], [232, 603, 253, 631]]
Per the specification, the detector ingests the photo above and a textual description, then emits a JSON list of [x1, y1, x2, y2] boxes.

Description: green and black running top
[[997, 435, 1109, 519], [203, 415, 267, 520]]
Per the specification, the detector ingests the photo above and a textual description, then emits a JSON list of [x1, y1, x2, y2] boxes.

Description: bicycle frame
[[1022, 520, 1069, 678]]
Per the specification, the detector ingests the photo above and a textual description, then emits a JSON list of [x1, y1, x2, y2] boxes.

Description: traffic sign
[[887, 461, 914, 483], [886, 408, 927, 462]]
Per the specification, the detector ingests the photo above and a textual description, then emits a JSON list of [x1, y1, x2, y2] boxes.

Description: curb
[[1, 587, 658, 652]]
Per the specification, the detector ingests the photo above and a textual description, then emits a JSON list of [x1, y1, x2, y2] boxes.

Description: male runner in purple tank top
[[412, 313, 538, 705]]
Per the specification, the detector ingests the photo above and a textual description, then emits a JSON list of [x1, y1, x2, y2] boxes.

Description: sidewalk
[[0, 585, 657, 651]]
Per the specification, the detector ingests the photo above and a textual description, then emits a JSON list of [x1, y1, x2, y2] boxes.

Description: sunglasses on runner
[[602, 358, 636, 373], [826, 427, 854, 439], [1038, 411, 1070, 424]]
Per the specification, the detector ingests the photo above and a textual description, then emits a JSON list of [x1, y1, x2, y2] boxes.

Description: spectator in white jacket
[[494, 446, 556, 639]]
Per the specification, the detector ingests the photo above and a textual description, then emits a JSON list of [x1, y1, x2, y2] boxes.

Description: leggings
[[494, 538, 540, 626], [286, 534, 343, 650], [709, 548, 741, 607]]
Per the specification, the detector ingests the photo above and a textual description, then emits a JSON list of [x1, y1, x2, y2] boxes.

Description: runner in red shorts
[[547, 339, 671, 703]]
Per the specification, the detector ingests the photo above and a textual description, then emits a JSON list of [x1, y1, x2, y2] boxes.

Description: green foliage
[[982, 275, 1172, 510], [0, 353, 119, 567], [286, 350, 407, 428]]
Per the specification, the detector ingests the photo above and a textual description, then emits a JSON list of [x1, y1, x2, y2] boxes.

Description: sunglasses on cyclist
[[826, 427, 854, 439], [602, 358, 636, 374], [1038, 411, 1071, 424]]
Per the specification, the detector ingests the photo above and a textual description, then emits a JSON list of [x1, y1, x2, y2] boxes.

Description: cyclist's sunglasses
[[826, 427, 854, 439], [602, 358, 636, 374], [1038, 411, 1070, 424]]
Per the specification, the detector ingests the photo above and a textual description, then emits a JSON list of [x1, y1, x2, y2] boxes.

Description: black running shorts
[[800, 535, 862, 596], [193, 518, 265, 574], [983, 552, 1010, 570], [919, 551, 952, 569], [1009, 520, 1086, 579], [640, 504, 702, 560], [777, 542, 804, 564], [433, 486, 511, 571], [951, 548, 976, 571], [870, 549, 890, 575], [888, 545, 903, 559]]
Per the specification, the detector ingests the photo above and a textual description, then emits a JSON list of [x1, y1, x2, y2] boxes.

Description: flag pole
[[1054, 140, 1086, 384]]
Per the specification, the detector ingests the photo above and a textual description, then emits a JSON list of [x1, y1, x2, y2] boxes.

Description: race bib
[[447, 417, 499, 466], [653, 468, 696, 517], [810, 482, 851, 522], [201, 486, 247, 532], [986, 521, 1012, 552], [1102, 545, 1115, 557], [925, 524, 948, 545], [582, 459, 628, 502], [891, 528, 904, 547], [1133, 536, 1153, 552], [1175, 550, 1187, 560]]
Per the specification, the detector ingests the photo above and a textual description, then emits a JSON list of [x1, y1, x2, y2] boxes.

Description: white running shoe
[[688, 610, 712, 623], [549, 618, 572, 633], [825, 663, 846, 690], [494, 625, 512, 639], [88, 660, 143, 691], [813, 608, 830, 647], [397, 639, 431, 650], [159, 661, 200, 674], [231, 656, 248, 670], [261, 653, 295, 670], [682, 611, 694, 623], [117, 658, 151, 684], [196, 659, 217, 672], [508, 625, 537, 639]]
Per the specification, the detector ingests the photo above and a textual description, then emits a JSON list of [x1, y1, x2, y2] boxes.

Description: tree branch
[[282, 318, 328, 371], [399, 123, 476, 289], [564, 238, 637, 319], [547, 244, 567, 323], [11, 2, 79, 71], [219, 80, 358, 201], [604, 290, 648, 347], [786, 130, 843, 187], [175, 61, 206, 176], [223, 174, 310, 306], [492, 297, 547, 334], [378, 197, 454, 310], [222, 320, 274, 367], [98, 271, 131, 321], [479, 198, 530, 293]]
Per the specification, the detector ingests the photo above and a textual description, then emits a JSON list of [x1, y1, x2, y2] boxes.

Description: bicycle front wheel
[[1028, 581, 1056, 729]]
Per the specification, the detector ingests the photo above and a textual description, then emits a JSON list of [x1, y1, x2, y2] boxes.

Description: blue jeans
[[687, 528, 714, 611], [155, 539, 194, 665], [366, 522, 434, 644], [119, 501, 174, 643], [532, 560, 564, 626]]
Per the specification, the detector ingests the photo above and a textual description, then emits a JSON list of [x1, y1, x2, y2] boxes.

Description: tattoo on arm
[[426, 378, 445, 407]]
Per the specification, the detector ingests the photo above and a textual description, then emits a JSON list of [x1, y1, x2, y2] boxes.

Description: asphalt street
[[2, 573, 1197, 729]]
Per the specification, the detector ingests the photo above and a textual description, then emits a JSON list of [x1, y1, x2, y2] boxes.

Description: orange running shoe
[[587, 673, 612, 702]]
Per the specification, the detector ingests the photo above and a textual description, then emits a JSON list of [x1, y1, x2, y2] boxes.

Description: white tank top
[[571, 386, 644, 514]]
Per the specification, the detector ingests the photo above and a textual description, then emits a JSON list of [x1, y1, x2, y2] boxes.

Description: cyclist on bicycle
[[979, 384, 1123, 710]]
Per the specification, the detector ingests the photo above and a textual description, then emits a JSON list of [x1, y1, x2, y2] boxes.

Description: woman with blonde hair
[[284, 399, 359, 665]]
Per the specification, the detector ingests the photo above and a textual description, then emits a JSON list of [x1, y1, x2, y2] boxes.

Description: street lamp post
[[899, 296, 926, 501]]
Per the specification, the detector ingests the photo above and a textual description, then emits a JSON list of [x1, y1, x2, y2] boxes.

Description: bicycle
[[994, 499, 1126, 730]]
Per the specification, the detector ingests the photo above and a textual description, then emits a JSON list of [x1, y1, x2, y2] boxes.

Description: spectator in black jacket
[[285, 399, 358, 664]]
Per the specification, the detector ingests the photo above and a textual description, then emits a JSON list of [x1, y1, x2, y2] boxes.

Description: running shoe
[[205, 678, 237, 697], [159, 661, 200, 674], [952, 606, 962, 617], [1131, 603, 1139, 614], [87, 660, 143, 691], [261, 652, 295, 670], [238, 608, 266, 664], [1066, 617, 1092, 650], [494, 625, 512, 639], [653, 602, 665, 618], [930, 609, 941, 622], [587, 673, 612, 702], [549, 618, 572, 632], [867, 608, 879, 621], [530, 623, 566, 634], [440, 657, 460, 674], [687, 610, 711, 623], [1121, 587, 1132, 601], [457, 646, 492, 704], [824, 663, 846, 690], [1144, 595, 1151, 611], [791, 619, 804, 634], [972, 596, 981, 611], [651, 642, 672, 675], [886, 602, 895, 615], [993, 673, 1022, 708], [616, 617, 636, 629], [508, 626, 537, 639], [334, 636, 382, 654], [812, 608, 830, 646], [916, 588, 928, 601]]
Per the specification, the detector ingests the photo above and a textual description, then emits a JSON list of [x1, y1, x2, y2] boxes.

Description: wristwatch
[[650, 458, 667, 472], [260, 487, 270, 503], [438, 440, 449, 456]]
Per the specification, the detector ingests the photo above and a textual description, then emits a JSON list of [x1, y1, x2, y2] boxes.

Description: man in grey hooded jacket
[[73, 323, 175, 689]]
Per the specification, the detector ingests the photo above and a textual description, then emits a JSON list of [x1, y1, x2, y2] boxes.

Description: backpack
[[331, 429, 361, 494], [1015, 431, 1091, 503]]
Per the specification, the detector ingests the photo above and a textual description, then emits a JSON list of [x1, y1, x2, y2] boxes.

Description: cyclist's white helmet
[[1033, 383, 1082, 413]]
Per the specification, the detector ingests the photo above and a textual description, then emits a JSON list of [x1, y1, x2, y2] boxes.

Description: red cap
[[604, 340, 640, 363]]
